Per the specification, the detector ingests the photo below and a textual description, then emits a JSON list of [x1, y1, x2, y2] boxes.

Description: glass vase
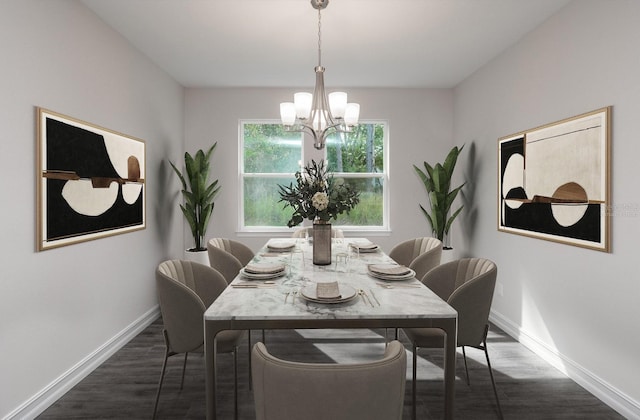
[[312, 221, 332, 265]]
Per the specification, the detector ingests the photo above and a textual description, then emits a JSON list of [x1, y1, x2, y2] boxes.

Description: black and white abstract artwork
[[498, 107, 610, 252], [37, 108, 146, 251]]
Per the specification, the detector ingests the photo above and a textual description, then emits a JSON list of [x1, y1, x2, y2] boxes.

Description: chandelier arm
[[283, 124, 321, 142]]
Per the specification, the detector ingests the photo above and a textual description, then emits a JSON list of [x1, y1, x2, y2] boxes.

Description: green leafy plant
[[170, 143, 221, 251], [414, 145, 465, 246], [278, 160, 360, 228]]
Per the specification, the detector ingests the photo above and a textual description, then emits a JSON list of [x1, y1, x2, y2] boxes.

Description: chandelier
[[279, 0, 360, 150]]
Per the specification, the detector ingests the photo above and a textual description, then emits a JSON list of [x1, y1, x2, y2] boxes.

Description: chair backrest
[[252, 340, 406, 420], [291, 227, 344, 238], [208, 238, 255, 266], [208, 238, 254, 283], [422, 258, 497, 347], [156, 260, 228, 353], [388, 237, 442, 270]]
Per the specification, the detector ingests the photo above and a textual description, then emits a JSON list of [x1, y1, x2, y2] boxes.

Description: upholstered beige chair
[[291, 226, 345, 239], [207, 238, 254, 284], [388, 237, 442, 281], [251, 340, 407, 420], [207, 237, 264, 364], [402, 258, 503, 420], [154, 260, 244, 419]]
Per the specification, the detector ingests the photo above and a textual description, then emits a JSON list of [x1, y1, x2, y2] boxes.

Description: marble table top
[[205, 238, 457, 322]]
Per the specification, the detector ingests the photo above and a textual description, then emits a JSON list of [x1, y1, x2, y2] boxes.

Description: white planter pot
[[441, 248, 455, 264], [184, 249, 209, 266]]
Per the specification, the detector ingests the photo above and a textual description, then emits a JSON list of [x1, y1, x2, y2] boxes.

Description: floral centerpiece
[[278, 160, 360, 227], [278, 160, 359, 264]]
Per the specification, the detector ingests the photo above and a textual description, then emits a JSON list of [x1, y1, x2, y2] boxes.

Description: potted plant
[[170, 143, 220, 261], [414, 145, 465, 249]]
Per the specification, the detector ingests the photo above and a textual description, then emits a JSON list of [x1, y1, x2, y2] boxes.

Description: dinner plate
[[367, 268, 416, 281], [300, 283, 358, 304], [239, 268, 286, 280], [267, 240, 296, 251], [244, 262, 286, 274], [351, 244, 379, 253]]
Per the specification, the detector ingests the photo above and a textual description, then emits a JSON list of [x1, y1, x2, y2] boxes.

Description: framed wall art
[[37, 108, 146, 251], [498, 107, 611, 252]]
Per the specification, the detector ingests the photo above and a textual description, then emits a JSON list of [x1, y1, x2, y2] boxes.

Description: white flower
[[312, 192, 329, 211]]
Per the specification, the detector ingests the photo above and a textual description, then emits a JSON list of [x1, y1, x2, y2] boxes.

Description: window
[[240, 122, 303, 230], [325, 122, 388, 229], [239, 121, 388, 232]]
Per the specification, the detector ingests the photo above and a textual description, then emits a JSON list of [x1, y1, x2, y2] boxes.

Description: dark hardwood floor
[[37, 318, 623, 419]]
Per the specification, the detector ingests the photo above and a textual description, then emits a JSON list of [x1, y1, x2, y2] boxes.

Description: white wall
[[0, 1, 184, 418], [184, 87, 454, 252], [453, 0, 640, 417]]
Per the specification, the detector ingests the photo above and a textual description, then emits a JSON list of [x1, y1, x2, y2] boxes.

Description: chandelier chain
[[317, 7, 322, 67]]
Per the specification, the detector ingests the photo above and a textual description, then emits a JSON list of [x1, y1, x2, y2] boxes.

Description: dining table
[[204, 238, 458, 419]]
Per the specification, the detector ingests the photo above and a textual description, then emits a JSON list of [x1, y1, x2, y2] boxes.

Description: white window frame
[[237, 119, 389, 236]]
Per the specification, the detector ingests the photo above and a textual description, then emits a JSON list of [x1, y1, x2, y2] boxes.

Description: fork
[[358, 289, 374, 307], [290, 290, 298, 305]]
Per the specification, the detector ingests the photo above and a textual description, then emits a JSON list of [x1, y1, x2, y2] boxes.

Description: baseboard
[[490, 310, 640, 419], [4, 306, 160, 420]]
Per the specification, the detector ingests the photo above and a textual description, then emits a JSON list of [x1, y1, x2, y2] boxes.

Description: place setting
[[367, 263, 417, 281], [239, 262, 287, 280], [265, 239, 297, 253], [348, 240, 379, 254], [299, 281, 358, 304]]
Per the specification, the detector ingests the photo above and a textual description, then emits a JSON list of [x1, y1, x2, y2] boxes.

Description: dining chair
[[251, 340, 407, 420], [291, 226, 345, 239], [387, 237, 443, 341], [154, 259, 244, 420], [207, 237, 264, 372], [388, 237, 443, 280], [402, 258, 503, 420], [207, 238, 254, 283]]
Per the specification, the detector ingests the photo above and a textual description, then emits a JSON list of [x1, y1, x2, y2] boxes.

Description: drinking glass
[[347, 244, 359, 273], [335, 252, 348, 273], [289, 248, 305, 276]]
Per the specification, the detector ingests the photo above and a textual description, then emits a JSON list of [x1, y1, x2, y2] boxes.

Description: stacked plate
[[349, 241, 379, 253], [367, 264, 416, 281], [240, 262, 286, 280], [300, 282, 358, 304], [266, 239, 296, 252]]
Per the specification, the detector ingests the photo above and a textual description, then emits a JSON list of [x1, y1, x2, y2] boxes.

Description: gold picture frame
[[36, 108, 146, 251], [498, 107, 611, 252]]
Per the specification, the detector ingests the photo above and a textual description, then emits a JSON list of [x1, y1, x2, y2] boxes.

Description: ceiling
[[81, 0, 571, 89]]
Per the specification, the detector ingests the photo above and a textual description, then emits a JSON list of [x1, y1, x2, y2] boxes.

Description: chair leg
[[247, 330, 252, 390], [483, 340, 503, 420], [234, 348, 239, 420], [152, 346, 170, 420], [462, 346, 471, 386], [412, 345, 417, 420], [179, 352, 188, 390]]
